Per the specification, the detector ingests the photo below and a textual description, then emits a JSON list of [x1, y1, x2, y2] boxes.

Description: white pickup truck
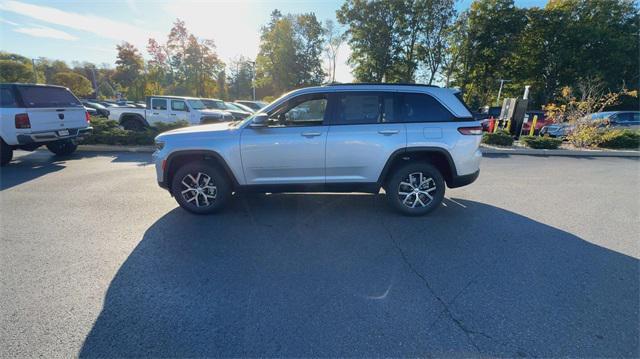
[[108, 96, 234, 131]]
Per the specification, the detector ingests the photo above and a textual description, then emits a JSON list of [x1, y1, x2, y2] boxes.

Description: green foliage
[[51, 72, 93, 97], [521, 136, 562, 149], [482, 130, 514, 146], [566, 123, 603, 148], [256, 10, 326, 94], [0, 59, 33, 82], [82, 117, 189, 146], [598, 130, 640, 149]]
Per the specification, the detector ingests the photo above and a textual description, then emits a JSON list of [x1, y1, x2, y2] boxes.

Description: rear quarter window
[[17, 86, 82, 108], [0, 87, 18, 108], [398, 93, 454, 122]]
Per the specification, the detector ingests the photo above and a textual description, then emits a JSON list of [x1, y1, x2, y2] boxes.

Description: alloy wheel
[[397, 172, 437, 208], [180, 172, 217, 208]]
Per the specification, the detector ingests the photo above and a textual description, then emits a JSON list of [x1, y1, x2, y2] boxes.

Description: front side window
[[270, 95, 327, 127], [151, 99, 167, 110], [398, 93, 453, 123], [171, 100, 187, 111]]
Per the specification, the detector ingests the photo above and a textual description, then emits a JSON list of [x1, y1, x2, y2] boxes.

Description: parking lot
[[1, 150, 638, 357]]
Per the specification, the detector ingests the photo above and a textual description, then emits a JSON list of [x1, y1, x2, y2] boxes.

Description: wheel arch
[[164, 150, 239, 194], [378, 147, 457, 187], [119, 113, 148, 127]]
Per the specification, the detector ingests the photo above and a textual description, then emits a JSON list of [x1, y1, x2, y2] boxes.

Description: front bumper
[[17, 127, 92, 145]]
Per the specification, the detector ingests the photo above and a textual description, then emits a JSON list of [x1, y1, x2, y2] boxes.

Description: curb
[[77, 144, 155, 153], [480, 146, 640, 157]]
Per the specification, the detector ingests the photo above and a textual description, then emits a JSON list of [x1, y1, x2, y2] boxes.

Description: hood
[[156, 122, 233, 139]]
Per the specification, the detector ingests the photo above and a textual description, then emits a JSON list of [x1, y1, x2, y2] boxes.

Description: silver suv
[[153, 84, 482, 216]]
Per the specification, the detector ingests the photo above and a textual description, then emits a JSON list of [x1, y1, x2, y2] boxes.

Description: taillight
[[458, 126, 483, 135], [85, 111, 91, 123], [15, 113, 31, 129]]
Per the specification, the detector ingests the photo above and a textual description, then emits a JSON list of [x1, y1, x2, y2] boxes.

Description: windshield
[[201, 99, 225, 110], [187, 99, 207, 110], [224, 102, 244, 111]]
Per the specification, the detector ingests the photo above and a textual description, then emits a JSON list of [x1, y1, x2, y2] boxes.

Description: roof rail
[[325, 82, 440, 88]]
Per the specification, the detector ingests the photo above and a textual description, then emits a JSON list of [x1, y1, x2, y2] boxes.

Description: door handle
[[152, 112, 159, 115], [301, 132, 322, 137], [378, 130, 399, 135], [170, 113, 177, 116]]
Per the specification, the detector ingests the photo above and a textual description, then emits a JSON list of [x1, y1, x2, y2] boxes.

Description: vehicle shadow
[[79, 195, 639, 357], [0, 150, 152, 190]]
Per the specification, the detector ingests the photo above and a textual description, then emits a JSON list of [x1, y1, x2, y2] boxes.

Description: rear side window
[[0, 87, 18, 108], [398, 93, 453, 122], [17, 86, 82, 108], [151, 99, 167, 110], [336, 94, 381, 124]]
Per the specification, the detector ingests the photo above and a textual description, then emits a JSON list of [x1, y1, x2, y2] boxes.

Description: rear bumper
[[448, 169, 480, 188], [17, 127, 92, 145]]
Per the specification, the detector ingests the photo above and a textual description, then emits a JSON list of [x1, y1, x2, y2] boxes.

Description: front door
[[148, 98, 168, 126], [240, 93, 329, 185], [169, 99, 189, 123]]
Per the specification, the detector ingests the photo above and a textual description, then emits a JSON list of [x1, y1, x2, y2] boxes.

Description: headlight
[[155, 141, 165, 151]]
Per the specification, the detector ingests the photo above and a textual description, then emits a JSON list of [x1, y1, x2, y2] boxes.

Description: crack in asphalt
[[381, 220, 536, 357]]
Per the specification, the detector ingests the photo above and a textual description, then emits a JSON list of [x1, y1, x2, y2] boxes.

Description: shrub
[[598, 129, 640, 149], [82, 116, 190, 146], [521, 136, 562, 149], [566, 123, 603, 147], [482, 130, 514, 146]]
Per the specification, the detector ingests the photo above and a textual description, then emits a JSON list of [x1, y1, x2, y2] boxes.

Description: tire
[[385, 162, 445, 216], [122, 118, 145, 131], [46, 140, 78, 156], [171, 162, 232, 214], [1, 139, 13, 166]]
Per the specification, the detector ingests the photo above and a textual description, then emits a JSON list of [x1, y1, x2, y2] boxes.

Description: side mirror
[[249, 113, 269, 128]]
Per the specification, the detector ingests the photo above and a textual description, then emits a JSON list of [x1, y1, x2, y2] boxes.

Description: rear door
[[325, 92, 406, 183], [148, 98, 169, 125], [16, 85, 86, 132]]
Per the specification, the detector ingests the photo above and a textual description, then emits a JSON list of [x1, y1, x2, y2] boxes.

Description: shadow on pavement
[[0, 150, 152, 190], [79, 195, 639, 357]]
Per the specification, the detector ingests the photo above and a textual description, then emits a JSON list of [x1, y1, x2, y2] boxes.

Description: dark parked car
[[82, 101, 110, 118], [540, 111, 640, 138], [201, 98, 251, 120]]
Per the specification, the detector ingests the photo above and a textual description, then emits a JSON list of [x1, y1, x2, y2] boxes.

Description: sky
[[0, 0, 547, 83]]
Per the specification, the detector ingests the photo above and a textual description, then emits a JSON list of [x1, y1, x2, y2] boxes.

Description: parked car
[[235, 100, 268, 112], [108, 96, 233, 131], [230, 102, 255, 113], [81, 101, 110, 118], [152, 83, 482, 216], [84, 106, 98, 116], [200, 98, 252, 120], [540, 111, 640, 138], [521, 111, 553, 135], [0, 83, 92, 166]]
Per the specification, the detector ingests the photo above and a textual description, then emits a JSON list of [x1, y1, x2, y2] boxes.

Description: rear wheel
[[122, 118, 146, 131], [46, 140, 78, 156], [1, 139, 13, 166], [171, 162, 232, 214], [385, 162, 445, 216]]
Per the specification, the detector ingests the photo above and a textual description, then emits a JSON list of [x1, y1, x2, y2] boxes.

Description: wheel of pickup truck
[[171, 162, 231, 214], [385, 162, 445, 216], [121, 118, 145, 132], [1, 138, 13, 166], [46, 140, 78, 156]]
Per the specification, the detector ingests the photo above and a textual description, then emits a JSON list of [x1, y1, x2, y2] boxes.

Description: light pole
[[496, 79, 511, 106], [250, 61, 256, 101]]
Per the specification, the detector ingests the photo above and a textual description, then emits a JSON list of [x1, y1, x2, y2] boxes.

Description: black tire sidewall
[[0, 139, 13, 166], [386, 162, 445, 216], [171, 162, 231, 214], [47, 140, 78, 156]]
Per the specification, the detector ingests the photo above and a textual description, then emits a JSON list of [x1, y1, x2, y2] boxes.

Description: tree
[[0, 60, 32, 82], [417, 0, 456, 84], [51, 72, 93, 97], [228, 56, 254, 100], [323, 19, 345, 83], [256, 10, 326, 95], [113, 42, 144, 98]]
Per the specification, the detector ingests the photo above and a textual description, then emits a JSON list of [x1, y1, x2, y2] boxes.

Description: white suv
[[0, 83, 92, 166], [153, 84, 482, 216]]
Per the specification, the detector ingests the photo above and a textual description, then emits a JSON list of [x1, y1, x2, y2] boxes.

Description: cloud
[[0, 0, 160, 48], [0, 18, 19, 26], [14, 24, 78, 41]]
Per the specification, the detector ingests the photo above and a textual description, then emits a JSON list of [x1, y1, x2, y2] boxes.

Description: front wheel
[[385, 162, 445, 216], [46, 140, 78, 156], [171, 162, 232, 214]]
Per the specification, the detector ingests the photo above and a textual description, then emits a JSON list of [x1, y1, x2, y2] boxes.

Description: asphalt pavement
[[1, 150, 638, 357]]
